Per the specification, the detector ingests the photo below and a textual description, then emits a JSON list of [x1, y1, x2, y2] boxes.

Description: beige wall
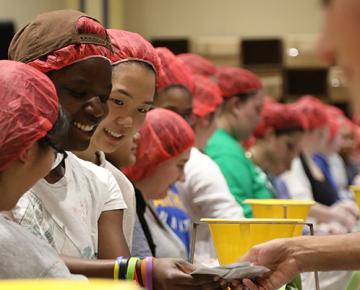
[[0, 0, 124, 31], [0, 0, 69, 29], [123, 0, 323, 38]]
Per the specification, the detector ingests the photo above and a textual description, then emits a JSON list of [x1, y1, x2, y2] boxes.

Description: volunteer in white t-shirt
[[75, 29, 161, 252], [10, 11, 130, 276], [0, 60, 80, 279], [155, 72, 244, 256]]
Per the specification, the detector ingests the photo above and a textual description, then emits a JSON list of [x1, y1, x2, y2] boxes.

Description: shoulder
[[67, 152, 116, 183]]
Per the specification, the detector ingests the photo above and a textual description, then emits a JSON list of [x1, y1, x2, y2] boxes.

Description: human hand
[[334, 200, 359, 219], [330, 203, 357, 230], [230, 238, 301, 290], [152, 258, 228, 290]]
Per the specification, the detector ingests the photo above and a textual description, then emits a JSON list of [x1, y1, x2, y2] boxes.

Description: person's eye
[[109, 97, 125, 106], [138, 105, 153, 114], [177, 164, 185, 171], [66, 88, 87, 98]]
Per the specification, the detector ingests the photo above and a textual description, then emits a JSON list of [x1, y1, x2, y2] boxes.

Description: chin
[[66, 141, 91, 152]]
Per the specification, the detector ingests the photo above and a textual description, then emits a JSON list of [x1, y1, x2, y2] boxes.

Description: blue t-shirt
[[153, 185, 191, 256]]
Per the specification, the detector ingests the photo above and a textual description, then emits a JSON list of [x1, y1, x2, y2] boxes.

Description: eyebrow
[[113, 88, 134, 99]]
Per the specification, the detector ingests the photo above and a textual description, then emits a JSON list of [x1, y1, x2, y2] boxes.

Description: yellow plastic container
[[0, 279, 140, 290], [244, 199, 315, 236], [349, 186, 360, 210], [201, 218, 303, 265]]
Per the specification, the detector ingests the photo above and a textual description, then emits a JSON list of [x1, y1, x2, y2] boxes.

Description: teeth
[[74, 122, 95, 132], [105, 128, 123, 138]]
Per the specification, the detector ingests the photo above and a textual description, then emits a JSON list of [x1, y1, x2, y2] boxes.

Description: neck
[[249, 144, 272, 173], [216, 116, 231, 135], [73, 140, 99, 165], [135, 179, 152, 201]]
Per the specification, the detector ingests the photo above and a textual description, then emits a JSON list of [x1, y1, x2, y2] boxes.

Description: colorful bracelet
[[126, 257, 139, 281], [119, 257, 129, 280], [141, 258, 147, 288], [145, 256, 153, 290], [113, 257, 120, 280]]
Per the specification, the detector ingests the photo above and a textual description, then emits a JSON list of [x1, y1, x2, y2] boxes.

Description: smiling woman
[[74, 29, 161, 253], [9, 9, 132, 278]]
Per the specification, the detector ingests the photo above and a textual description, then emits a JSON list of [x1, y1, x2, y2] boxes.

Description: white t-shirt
[[176, 147, 244, 259], [145, 203, 188, 259], [177, 148, 244, 221], [0, 214, 83, 279], [97, 151, 136, 250], [13, 152, 127, 259], [280, 157, 313, 200]]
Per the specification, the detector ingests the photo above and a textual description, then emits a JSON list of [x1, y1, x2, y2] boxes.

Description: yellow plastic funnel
[[244, 199, 315, 236], [349, 186, 360, 210], [0, 280, 140, 290], [201, 218, 303, 265]]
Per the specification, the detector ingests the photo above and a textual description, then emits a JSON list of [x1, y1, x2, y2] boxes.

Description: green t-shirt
[[205, 128, 273, 217]]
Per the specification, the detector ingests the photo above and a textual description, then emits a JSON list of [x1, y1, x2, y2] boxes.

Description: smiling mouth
[[73, 121, 95, 133], [104, 128, 124, 139]]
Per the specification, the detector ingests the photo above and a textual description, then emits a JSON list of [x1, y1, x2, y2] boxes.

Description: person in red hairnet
[[151, 47, 195, 254], [154, 47, 195, 124], [249, 100, 306, 197], [279, 96, 358, 234], [122, 108, 194, 260], [177, 53, 217, 79], [204, 66, 272, 218], [0, 60, 79, 278], [314, 105, 359, 201], [229, 1, 360, 289], [171, 74, 244, 261], [74, 28, 162, 255], [9, 10, 132, 278]]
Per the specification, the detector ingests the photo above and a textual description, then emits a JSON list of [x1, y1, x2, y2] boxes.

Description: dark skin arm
[[97, 209, 130, 259]]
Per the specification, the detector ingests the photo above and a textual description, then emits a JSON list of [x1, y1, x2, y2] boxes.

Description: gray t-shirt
[[0, 214, 83, 279], [131, 215, 152, 258]]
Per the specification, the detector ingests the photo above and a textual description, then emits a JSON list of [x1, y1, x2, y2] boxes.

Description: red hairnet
[[254, 101, 306, 138], [192, 74, 222, 117], [177, 53, 217, 78], [9, 10, 112, 72], [107, 29, 162, 77], [295, 95, 328, 130], [215, 66, 263, 99], [123, 108, 194, 181], [0, 60, 58, 171], [155, 47, 194, 93]]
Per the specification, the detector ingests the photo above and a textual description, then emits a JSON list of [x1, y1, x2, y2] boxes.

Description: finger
[[242, 279, 260, 290]]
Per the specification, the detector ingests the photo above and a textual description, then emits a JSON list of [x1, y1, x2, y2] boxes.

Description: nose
[[117, 116, 133, 129], [178, 170, 186, 182], [84, 97, 109, 121]]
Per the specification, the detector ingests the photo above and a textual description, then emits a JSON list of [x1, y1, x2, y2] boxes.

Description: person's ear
[[264, 127, 275, 140], [227, 97, 242, 117], [18, 146, 35, 164]]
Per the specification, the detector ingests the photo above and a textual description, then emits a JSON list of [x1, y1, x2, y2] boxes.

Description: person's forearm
[[61, 255, 114, 278], [289, 233, 360, 272]]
